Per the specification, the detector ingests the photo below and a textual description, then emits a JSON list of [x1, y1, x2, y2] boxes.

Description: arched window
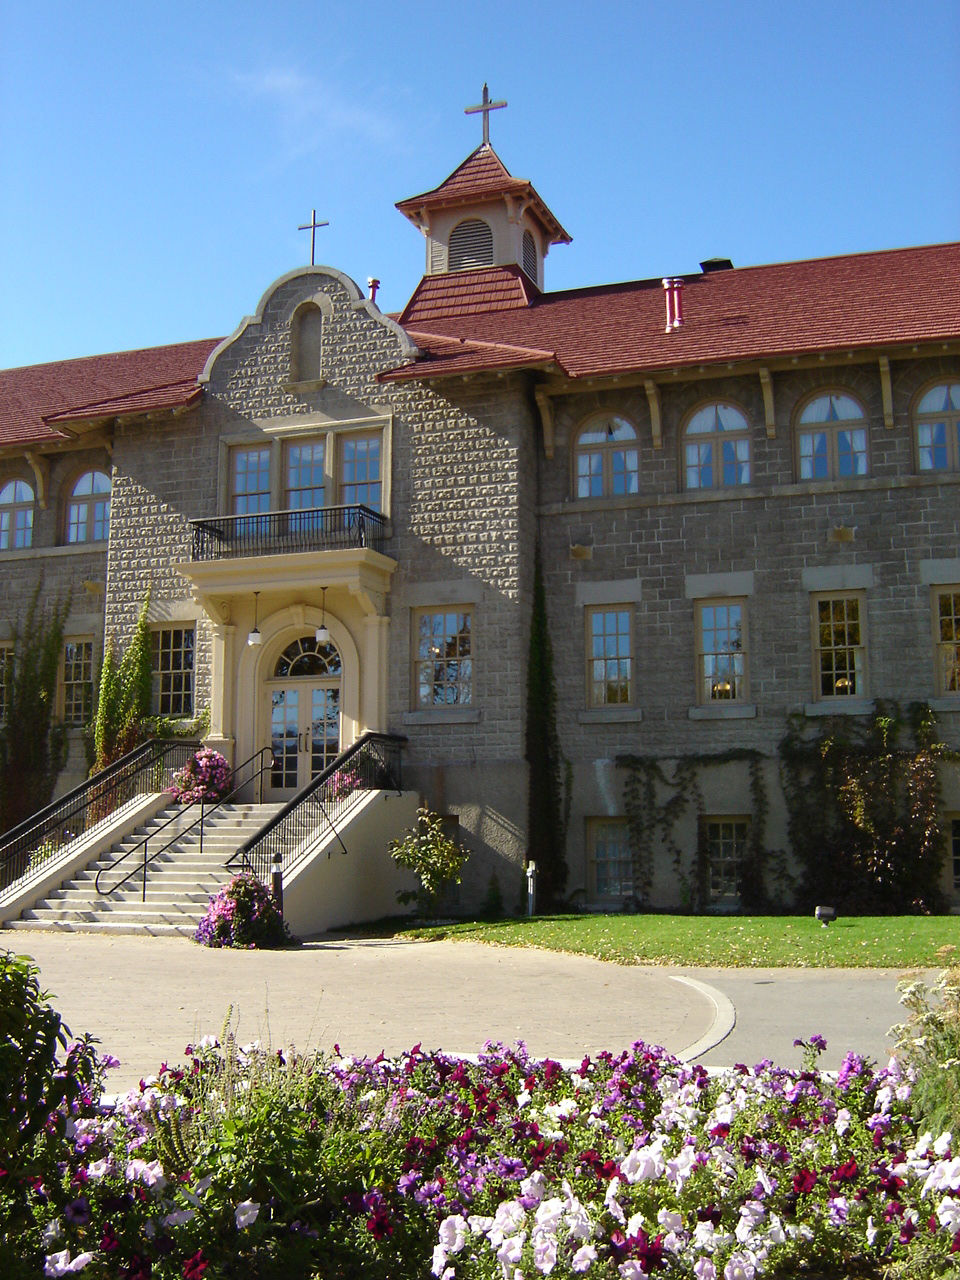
[[796, 393, 868, 480], [273, 635, 342, 679], [574, 416, 639, 499], [0, 479, 34, 549], [521, 229, 538, 284], [291, 303, 324, 382], [448, 219, 494, 271], [683, 402, 751, 490], [915, 381, 960, 472], [66, 470, 111, 544]]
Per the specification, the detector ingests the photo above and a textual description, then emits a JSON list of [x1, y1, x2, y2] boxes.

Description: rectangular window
[[231, 447, 272, 516], [152, 627, 195, 717], [285, 440, 325, 511], [0, 645, 12, 722], [798, 428, 868, 480], [414, 609, 472, 707], [696, 600, 746, 703], [704, 817, 748, 905], [341, 434, 381, 511], [62, 640, 94, 726], [586, 608, 633, 706], [813, 594, 866, 699], [588, 819, 633, 900], [935, 589, 960, 695]]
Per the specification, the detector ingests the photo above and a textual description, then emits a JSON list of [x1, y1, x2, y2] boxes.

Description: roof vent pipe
[[663, 277, 684, 332], [367, 277, 381, 304]]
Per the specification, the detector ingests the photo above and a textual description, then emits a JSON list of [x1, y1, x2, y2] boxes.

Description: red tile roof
[[383, 243, 960, 383], [399, 265, 539, 324], [396, 144, 571, 245], [0, 338, 220, 448], [404, 330, 558, 376]]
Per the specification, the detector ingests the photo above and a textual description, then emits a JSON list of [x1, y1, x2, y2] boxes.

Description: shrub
[[169, 747, 232, 804], [389, 807, 465, 917], [195, 873, 292, 948]]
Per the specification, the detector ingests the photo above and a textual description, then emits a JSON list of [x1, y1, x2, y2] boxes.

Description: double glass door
[[269, 685, 340, 796]]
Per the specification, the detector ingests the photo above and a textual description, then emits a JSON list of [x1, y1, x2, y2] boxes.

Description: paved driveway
[[2, 931, 917, 1091]]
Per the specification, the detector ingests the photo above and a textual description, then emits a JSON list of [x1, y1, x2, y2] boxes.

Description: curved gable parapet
[[199, 264, 419, 386]]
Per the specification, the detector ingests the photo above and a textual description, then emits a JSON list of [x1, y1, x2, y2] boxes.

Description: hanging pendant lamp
[[315, 586, 330, 644], [247, 591, 262, 646]]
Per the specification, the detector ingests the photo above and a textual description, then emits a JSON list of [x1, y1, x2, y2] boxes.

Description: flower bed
[[7, 1031, 960, 1278]]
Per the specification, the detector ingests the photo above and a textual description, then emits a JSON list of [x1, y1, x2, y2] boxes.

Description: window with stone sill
[[413, 608, 472, 709], [812, 592, 867, 700], [574, 415, 639, 500], [230, 447, 272, 518], [587, 818, 634, 901], [682, 402, 751, 491], [915, 381, 960, 473], [703, 816, 748, 906], [62, 640, 94, 726], [65, 470, 111, 544], [152, 626, 195, 717], [340, 432, 381, 512], [586, 607, 633, 707], [696, 600, 747, 704], [934, 588, 960, 696], [796, 392, 868, 481], [0, 478, 34, 549]]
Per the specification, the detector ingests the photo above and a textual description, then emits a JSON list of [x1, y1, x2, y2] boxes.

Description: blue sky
[[1, 1, 957, 369]]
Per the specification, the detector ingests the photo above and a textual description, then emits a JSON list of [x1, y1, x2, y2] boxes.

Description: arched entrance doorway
[[265, 634, 341, 798]]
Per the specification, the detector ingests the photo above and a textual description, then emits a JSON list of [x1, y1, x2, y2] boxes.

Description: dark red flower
[[366, 1208, 393, 1240], [182, 1249, 208, 1279], [121, 1255, 152, 1280], [831, 1158, 858, 1184], [792, 1168, 817, 1194], [101, 1223, 120, 1252]]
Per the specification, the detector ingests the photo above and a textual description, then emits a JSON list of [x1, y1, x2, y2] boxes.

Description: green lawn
[[399, 913, 960, 968]]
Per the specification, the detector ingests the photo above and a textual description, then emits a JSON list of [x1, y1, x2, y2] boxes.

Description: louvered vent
[[429, 237, 447, 274], [449, 219, 494, 270], [521, 230, 538, 284]]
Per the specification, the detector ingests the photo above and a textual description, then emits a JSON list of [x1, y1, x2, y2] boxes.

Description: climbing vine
[[92, 592, 154, 773], [780, 701, 954, 914], [525, 543, 568, 908], [0, 581, 71, 834], [619, 749, 780, 913]]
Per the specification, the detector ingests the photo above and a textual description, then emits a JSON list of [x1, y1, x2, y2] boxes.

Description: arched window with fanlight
[[915, 380, 960, 472], [796, 392, 868, 480], [65, 470, 111, 544], [573, 415, 639, 499], [0, 478, 35, 549], [448, 218, 494, 271], [682, 402, 751, 491]]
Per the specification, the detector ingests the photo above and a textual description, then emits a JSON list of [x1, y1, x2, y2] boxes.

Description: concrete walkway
[[3, 931, 916, 1092]]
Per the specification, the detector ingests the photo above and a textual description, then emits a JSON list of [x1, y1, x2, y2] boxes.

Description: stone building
[[2, 135, 960, 915]]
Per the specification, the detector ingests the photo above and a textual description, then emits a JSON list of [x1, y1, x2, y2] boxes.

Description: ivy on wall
[[618, 749, 780, 913], [0, 581, 70, 834], [92, 593, 153, 773], [780, 702, 954, 914], [525, 543, 568, 907]]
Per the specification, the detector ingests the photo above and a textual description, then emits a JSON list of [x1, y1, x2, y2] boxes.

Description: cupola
[[396, 113, 570, 291]]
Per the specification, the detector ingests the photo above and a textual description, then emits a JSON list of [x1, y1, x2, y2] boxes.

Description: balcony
[[190, 504, 384, 562]]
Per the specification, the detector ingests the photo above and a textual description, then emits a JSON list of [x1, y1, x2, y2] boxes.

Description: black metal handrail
[[227, 732, 406, 886], [190, 503, 384, 561], [95, 748, 275, 901], [0, 739, 199, 894]]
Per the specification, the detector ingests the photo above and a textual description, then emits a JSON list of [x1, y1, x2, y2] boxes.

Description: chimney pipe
[[662, 277, 684, 332], [367, 277, 380, 304]]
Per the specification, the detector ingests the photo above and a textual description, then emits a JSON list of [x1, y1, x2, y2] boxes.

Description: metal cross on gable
[[297, 209, 329, 266], [464, 82, 507, 146]]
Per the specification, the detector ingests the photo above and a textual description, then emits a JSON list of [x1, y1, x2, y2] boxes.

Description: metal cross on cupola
[[464, 82, 507, 146], [297, 209, 329, 266]]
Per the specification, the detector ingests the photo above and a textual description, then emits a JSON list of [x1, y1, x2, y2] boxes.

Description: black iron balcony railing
[[190, 504, 384, 561]]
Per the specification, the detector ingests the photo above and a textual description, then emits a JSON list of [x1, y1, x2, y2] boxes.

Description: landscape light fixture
[[815, 905, 837, 927], [315, 587, 330, 644], [247, 591, 262, 646]]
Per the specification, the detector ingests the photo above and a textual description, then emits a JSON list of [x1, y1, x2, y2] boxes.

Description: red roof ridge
[[44, 377, 203, 424], [2, 335, 220, 377]]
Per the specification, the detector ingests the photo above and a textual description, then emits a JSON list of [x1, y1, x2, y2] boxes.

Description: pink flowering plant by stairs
[[194, 873, 292, 949], [7, 953, 960, 1280], [167, 747, 232, 805]]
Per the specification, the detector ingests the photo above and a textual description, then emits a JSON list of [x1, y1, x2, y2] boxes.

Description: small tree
[[0, 581, 70, 834], [92, 592, 153, 772], [389, 807, 465, 917]]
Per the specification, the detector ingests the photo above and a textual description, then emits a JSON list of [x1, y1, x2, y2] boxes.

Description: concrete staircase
[[4, 802, 284, 937]]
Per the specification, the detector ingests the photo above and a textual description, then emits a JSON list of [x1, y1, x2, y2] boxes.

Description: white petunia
[[235, 1199, 260, 1229], [571, 1243, 597, 1272]]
